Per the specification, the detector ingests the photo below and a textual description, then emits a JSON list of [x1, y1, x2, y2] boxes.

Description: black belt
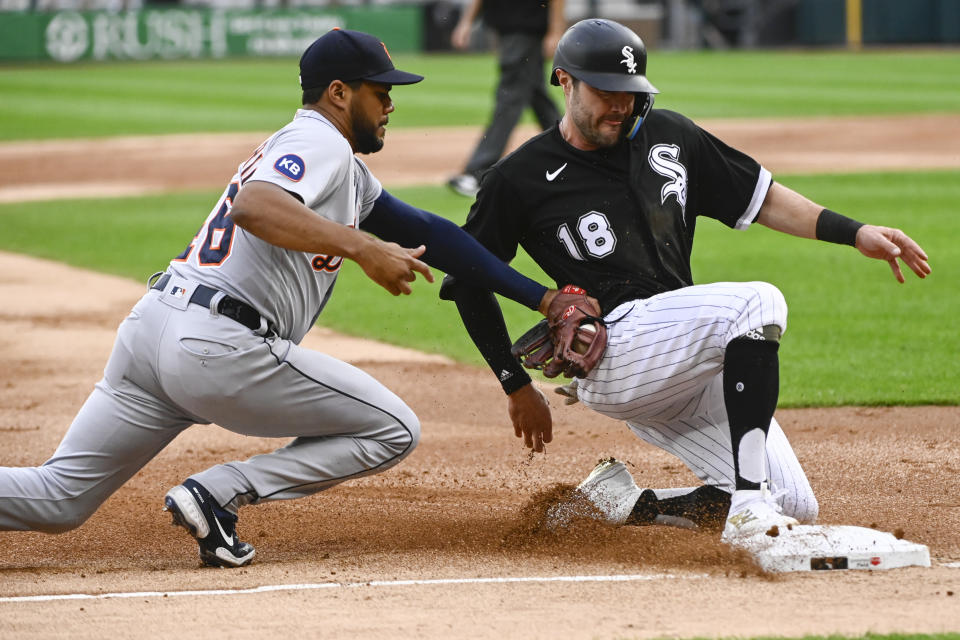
[[150, 273, 275, 335]]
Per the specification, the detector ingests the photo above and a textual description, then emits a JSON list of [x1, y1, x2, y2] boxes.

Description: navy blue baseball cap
[[299, 28, 423, 90]]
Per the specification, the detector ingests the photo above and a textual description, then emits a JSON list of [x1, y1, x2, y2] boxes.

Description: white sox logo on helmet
[[620, 46, 637, 74]]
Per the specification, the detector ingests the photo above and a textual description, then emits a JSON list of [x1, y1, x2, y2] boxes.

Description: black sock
[[723, 336, 780, 491]]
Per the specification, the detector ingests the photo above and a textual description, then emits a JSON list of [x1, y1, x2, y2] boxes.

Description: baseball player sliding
[[442, 19, 930, 541], [0, 29, 569, 567]]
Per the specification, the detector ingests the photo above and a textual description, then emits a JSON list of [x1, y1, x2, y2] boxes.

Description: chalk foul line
[[0, 573, 706, 603]]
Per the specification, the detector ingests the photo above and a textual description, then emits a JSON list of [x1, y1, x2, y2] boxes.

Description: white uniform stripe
[[734, 166, 772, 230]]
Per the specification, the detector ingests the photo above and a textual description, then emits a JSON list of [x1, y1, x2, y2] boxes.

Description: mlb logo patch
[[274, 154, 305, 182], [170, 286, 187, 298]]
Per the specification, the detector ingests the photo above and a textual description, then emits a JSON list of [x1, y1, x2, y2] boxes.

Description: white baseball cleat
[[722, 481, 799, 541], [547, 457, 641, 528]]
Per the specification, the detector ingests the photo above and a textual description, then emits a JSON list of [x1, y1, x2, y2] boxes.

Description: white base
[[727, 525, 931, 573]]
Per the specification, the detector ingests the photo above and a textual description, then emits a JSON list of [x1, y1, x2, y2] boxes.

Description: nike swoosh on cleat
[[545, 163, 568, 181], [211, 512, 235, 546]]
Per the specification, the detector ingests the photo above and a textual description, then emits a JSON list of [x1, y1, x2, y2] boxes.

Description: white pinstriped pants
[[577, 282, 818, 523]]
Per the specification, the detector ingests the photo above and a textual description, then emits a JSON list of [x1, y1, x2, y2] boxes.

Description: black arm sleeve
[[440, 276, 532, 395], [362, 190, 546, 310]]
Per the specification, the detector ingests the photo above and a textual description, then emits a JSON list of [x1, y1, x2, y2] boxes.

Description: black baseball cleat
[[164, 479, 255, 568], [625, 483, 731, 532]]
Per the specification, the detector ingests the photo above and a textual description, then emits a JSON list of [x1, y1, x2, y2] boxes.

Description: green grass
[[0, 170, 956, 406], [0, 192, 206, 277], [2, 49, 959, 140], [726, 635, 960, 640], [688, 171, 958, 406], [650, 49, 960, 118]]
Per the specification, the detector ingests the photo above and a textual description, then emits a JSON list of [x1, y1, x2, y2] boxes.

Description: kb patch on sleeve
[[274, 154, 305, 182]]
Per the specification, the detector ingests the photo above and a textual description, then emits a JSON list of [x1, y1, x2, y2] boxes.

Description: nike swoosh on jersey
[[545, 163, 568, 181], [212, 511, 235, 546]]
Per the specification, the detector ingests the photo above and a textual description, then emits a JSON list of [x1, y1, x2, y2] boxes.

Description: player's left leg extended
[[0, 298, 194, 532], [0, 383, 189, 532]]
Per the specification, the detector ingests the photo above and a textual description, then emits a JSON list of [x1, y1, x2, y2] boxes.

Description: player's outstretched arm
[[756, 181, 930, 283], [363, 189, 549, 309], [231, 181, 432, 296]]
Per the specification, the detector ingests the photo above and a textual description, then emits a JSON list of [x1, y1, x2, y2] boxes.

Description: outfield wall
[[1, 1, 957, 63], [798, 0, 960, 45], [0, 6, 422, 62]]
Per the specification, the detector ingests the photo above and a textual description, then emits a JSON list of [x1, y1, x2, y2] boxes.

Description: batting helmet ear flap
[[626, 93, 655, 140]]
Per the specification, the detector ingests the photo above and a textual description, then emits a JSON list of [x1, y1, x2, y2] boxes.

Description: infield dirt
[[0, 118, 958, 638]]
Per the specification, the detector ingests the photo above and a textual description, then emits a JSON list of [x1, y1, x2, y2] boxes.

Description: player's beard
[[350, 102, 385, 155], [568, 86, 630, 148]]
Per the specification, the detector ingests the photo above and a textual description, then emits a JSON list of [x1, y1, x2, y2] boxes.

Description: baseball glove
[[511, 285, 607, 379]]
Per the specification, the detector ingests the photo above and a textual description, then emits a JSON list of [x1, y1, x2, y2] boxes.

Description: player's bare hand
[[358, 239, 434, 295], [855, 225, 931, 283], [508, 383, 553, 453]]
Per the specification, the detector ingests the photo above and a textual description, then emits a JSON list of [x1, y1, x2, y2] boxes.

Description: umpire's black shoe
[[164, 479, 255, 568]]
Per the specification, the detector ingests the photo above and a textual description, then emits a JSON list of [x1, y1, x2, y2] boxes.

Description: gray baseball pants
[[0, 280, 419, 532]]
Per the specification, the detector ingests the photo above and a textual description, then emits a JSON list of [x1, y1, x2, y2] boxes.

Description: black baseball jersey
[[462, 108, 772, 314]]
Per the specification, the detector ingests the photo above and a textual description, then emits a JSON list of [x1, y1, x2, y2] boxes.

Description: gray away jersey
[[169, 109, 382, 343]]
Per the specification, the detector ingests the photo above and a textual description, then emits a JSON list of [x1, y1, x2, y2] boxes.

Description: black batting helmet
[[550, 18, 658, 95]]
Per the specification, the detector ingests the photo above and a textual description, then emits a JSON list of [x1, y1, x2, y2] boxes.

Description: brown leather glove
[[511, 285, 607, 379]]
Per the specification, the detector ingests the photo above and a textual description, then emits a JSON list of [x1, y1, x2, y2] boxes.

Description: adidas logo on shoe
[[722, 482, 798, 542], [727, 509, 761, 530]]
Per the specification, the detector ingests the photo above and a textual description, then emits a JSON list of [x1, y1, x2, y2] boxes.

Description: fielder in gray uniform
[[0, 29, 557, 568]]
